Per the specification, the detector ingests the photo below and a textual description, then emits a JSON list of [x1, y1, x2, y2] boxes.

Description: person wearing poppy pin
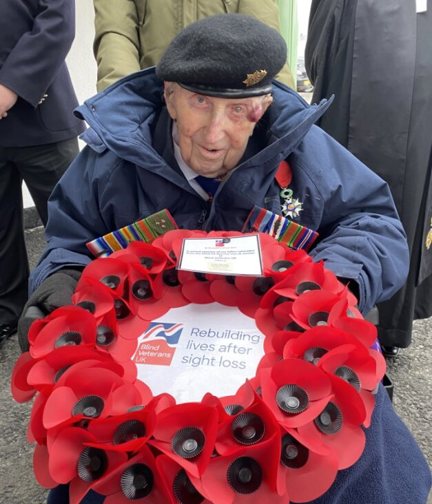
[[16, 14, 431, 504]]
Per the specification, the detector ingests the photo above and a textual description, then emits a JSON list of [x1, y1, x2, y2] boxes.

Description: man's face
[[164, 83, 272, 178]]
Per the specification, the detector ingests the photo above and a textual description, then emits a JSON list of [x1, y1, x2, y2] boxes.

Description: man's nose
[[203, 109, 228, 144]]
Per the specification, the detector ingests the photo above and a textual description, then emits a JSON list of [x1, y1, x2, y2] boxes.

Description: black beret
[[156, 14, 287, 98]]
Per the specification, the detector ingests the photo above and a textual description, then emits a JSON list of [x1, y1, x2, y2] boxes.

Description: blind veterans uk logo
[[133, 321, 184, 365]]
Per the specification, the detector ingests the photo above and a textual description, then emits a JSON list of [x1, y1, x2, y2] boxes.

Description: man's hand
[[18, 268, 83, 352], [0, 83, 18, 119]]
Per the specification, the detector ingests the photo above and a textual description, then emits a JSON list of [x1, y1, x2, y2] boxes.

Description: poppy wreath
[[12, 230, 386, 504]]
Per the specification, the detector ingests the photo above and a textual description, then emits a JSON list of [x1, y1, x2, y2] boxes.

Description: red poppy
[[233, 278, 265, 318], [258, 232, 310, 278], [318, 343, 385, 392], [282, 325, 363, 364], [259, 358, 333, 429], [92, 446, 173, 504], [277, 428, 338, 503], [189, 435, 287, 504], [298, 375, 366, 469], [263, 328, 302, 355], [150, 262, 189, 305], [47, 426, 127, 503], [149, 402, 219, 478], [291, 289, 350, 330], [72, 277, 118, 320], [125, 262, 172, 320], [328, 298, 378, 348], [86, 405, 156, 453], [156, 455, 211, 504], [26, 347, 119, 395], [28, 306, 97, 360], [200, 381, 259, 428], [255, 302, 298, 338], [74, 277, 145, 341], [327, 295, 363, 321], [260, 261, 342, 308], [28, 392, 49, 444], [42, 362, 151, 430], [112, 240, 170, 274], [227, 232, 309, 318], [317, 343, 385, 426], [215, 392, 280, 456], [11, 352, 38, 402], [77, 257, 129, 298], [33, 444, 58, 489]]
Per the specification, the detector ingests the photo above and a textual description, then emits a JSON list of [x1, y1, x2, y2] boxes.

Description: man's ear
[[163, 82, 177, 120], [262, 94, 273, 112], [248, 94, 274, 123]]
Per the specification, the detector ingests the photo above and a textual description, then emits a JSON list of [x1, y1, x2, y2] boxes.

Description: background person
[[92, 0, 295, 91], [0, 0, 85, 347], [18, 14, 431, 504], [305, 0, 432, 357]]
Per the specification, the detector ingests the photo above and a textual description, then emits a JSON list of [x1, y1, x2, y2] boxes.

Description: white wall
[[67, 0, 97, 104], [23, 0, 97, 207], [297, 0, 312, 59]]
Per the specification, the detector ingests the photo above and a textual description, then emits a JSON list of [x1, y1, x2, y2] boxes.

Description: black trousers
[[0, 138, 79, 324]]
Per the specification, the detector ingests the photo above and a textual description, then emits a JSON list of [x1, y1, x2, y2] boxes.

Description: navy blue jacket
[[32, 69, 406, 316], [32, 69, 431, 503], [0, 0, 84, 147]]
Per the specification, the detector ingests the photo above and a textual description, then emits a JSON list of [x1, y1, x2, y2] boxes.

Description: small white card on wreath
[[178, 234, 263, 276]]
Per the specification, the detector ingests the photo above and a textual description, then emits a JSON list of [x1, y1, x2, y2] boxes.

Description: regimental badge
[[243, 69, 268, 87], [426, 218, 432, 250], [281, 188, 303, 219]]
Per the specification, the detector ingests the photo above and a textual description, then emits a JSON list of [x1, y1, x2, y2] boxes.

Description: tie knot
[[195, 175, 220, 196]]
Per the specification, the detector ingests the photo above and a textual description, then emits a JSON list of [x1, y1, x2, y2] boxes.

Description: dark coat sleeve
[[0, 0, 76, 107], [292, 126, 409, 315]]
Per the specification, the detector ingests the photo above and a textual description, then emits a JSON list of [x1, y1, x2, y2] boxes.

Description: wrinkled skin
[[164, 82, 272, 179]]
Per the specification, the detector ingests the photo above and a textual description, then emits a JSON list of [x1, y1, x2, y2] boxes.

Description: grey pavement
[[0, 225, 431, 503]]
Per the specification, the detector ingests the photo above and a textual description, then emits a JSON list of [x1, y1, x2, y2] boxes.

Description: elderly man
[[19, 14, 430, 504]]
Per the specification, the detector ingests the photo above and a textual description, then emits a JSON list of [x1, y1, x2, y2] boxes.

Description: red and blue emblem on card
[[133, 322, 184, 366], [142, 322, 184, 345]]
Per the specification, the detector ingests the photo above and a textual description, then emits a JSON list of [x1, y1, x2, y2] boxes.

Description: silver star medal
[[280, 188, 303, 219]]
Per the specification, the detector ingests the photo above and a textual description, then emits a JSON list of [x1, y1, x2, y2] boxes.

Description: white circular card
[[132, 302, 265, 402]]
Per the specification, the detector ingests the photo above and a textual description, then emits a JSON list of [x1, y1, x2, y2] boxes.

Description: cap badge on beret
[[243, 70, 268, 88]]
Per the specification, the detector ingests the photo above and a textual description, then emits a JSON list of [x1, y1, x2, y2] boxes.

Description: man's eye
[[194, 96, 207, 105], [231, 105, 247, 116]]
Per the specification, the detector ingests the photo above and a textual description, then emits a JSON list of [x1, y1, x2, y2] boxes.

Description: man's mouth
[[199, 145, 224, 159]]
